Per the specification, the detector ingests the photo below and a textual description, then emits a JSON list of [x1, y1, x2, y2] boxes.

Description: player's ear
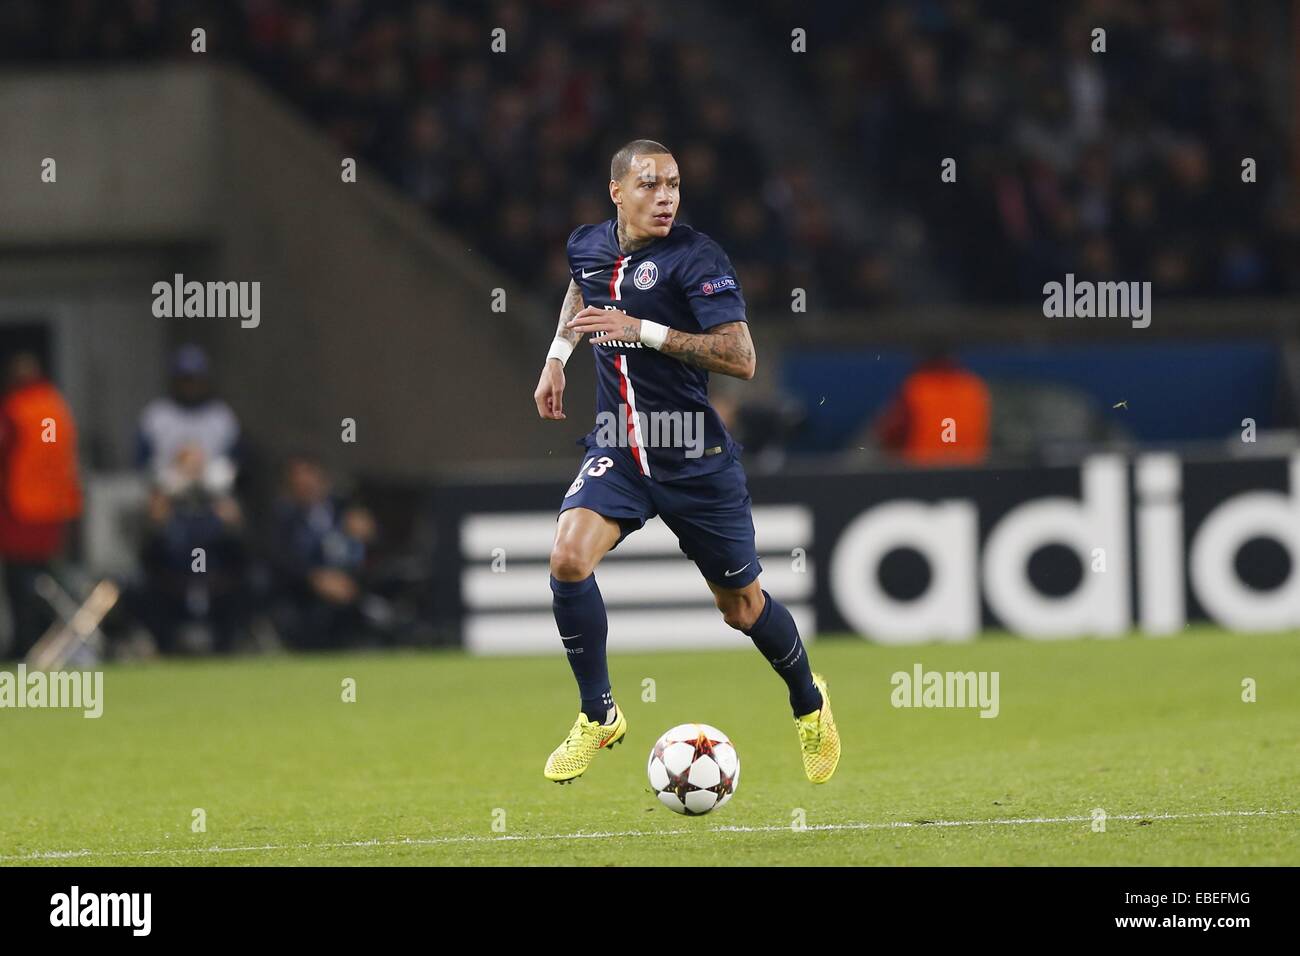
[[609, 180, 621, 205]]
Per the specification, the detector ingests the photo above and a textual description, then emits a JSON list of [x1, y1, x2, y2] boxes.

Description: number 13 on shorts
[[565, 455, 614, 498]]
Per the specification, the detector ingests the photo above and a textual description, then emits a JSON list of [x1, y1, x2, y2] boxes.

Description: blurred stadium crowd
[[771, 0, 1299, 301], [4, 0, 1293, 311]]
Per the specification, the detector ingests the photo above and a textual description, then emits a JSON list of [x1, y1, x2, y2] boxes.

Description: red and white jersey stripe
[[617, 354, 651, 476], [608, 255, 628, 301]]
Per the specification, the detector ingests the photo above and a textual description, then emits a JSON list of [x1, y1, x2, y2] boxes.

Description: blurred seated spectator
[[873, 348, 991, 465], [137, 345, 240, 495], [267, 455, 379, 650], [133, 444, 248, 654]]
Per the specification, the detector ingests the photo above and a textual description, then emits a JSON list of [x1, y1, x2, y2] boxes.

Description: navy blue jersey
[[567, 219, 747, 482]]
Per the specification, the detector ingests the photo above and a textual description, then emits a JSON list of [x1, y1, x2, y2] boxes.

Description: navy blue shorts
[[558, 448, 762, 589]]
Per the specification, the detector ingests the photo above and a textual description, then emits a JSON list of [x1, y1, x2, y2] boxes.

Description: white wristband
[[546, 337, 574, 366], [639, 319, 669, 350]]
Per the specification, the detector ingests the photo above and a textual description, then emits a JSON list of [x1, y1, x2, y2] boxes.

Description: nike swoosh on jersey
[[723, 563, 751, 577], [581, 268, 604, 278]]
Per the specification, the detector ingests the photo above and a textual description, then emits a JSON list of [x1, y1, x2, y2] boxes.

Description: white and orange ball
[[647, 723, 739, 815]]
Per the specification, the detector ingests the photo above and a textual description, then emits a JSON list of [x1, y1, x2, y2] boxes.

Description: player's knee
[[549, 543, 595, 582], [716, 591, 763, 632]]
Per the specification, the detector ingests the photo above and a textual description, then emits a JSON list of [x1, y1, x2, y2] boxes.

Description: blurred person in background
[[136, 344, 241, 496], [134, 443, 248, 654], [0, 353, 82, 660], [267, 455, 379, 650], [874, 347, 991, 465]]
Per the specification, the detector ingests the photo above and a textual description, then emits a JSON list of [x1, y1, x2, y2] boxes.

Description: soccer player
[[531, 139, 841, 785]]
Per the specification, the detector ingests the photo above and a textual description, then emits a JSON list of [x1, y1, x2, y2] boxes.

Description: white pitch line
[[2, 808, 1296, 863]]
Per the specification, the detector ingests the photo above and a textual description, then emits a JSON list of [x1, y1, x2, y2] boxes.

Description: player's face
[[613, 154, 680, 240]]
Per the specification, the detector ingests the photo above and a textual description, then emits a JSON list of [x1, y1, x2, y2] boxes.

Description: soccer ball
[[646, 723, 739, 815]]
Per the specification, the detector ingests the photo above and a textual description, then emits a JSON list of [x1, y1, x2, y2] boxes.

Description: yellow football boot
[[543, 705, 628, 783], [794, 673, 841, 784]]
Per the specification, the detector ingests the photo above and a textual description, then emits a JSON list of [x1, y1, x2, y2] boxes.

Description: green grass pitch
[[2, 627, 1297, 866]]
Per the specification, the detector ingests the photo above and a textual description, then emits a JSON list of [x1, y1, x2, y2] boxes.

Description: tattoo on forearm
[[555, 279, 584, 345], [660, 322, 755, 378]]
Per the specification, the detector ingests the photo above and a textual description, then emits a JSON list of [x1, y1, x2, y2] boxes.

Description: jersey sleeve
[[565, 225, 589, 278], [677, 238, 748, 330]]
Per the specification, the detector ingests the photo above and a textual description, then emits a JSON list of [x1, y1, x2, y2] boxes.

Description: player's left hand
[[567, 306, 641, 346]]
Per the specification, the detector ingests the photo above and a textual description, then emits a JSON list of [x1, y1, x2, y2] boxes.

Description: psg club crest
[[633, 260, 659, 290]]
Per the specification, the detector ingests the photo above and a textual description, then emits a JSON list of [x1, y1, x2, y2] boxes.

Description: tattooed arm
[[533, 279, 586, 420], [659, 322, 755, 380], [552, 279, 585, 352], [565, 308, 756, 380]]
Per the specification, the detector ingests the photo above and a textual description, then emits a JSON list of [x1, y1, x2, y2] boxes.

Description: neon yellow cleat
[[794, 673, 841, 784], [543, 705, 628, 783]]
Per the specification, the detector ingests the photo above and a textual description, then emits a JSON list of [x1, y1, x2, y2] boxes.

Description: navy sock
[[550, 573, 616, 723], [743, 590, 823, 717]]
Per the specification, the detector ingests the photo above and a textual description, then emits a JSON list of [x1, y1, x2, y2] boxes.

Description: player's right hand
[[534, 360, 566, 420]]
